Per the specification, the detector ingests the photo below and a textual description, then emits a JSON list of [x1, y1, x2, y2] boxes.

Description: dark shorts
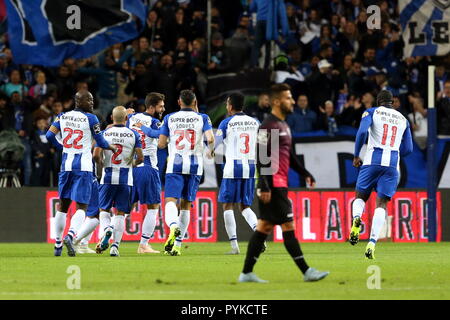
[[258, 187, 293, 225]]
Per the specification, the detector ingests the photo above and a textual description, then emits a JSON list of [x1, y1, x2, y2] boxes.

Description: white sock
[[140, 209, 158, 245], [164, 201, 178, 228], [74, 218, 99, 245], [352, 198, 365, 219], [242, 207, 258, 231], [80, 231, 93, 246], [175, 210, 190, 247], [112, 215, 126, 246], [68, 209, 85, 239], [54, 211, 67, 247], [224, 210, 238, 249], [99, 211, 112, 239], [370, 208, 387, 243]]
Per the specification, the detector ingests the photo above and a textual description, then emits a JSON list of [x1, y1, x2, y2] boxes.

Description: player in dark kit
[[238, 84, 329, 283]]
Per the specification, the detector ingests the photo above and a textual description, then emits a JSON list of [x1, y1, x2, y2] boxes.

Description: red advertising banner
[[46, 191, 217, 243], [392, 192, 418, 242], [321, 192, 346, 242], [417, 191, 442, 242], [296, 191, 322, 242]]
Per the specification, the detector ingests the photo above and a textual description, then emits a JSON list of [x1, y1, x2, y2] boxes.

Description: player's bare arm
[[133, 147, 144, 167], [93, 147, 104, 180], [204, 129, 215, 158], [158, 134, 169, 149]]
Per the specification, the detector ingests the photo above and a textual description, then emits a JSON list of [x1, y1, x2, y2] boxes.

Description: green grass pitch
[[1, 242, 450, 300]]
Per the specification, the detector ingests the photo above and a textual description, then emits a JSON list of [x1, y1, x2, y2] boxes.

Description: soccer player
[[86, 106, 143, 256], [127, 93, 165, 254], [216, 93, 261, 254], [238, 84, 329, 283], [46, 90, 116, 256], [349, 90, 413, 259], [159, 90, 215, 256]]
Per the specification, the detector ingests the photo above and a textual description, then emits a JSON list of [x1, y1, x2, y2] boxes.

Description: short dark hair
[[179, 89, 196, 106], [228, 93, 245, 111], [145, 92, 165, 108], [377, 89, 393, 107], [269, 83, 291, 100]]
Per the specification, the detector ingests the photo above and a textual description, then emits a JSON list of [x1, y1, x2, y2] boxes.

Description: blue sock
[[369, 238, 376, 244]]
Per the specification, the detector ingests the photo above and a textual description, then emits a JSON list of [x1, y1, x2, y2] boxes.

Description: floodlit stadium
[[1, 0, 450, 305]]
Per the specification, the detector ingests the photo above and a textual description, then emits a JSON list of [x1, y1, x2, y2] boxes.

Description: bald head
[[75, 90, 94, 113], [112, 106, 127, 124]]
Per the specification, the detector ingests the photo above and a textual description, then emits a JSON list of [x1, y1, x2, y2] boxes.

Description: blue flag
[[6, 0, 146, 66], [399, 0, 450, 57]]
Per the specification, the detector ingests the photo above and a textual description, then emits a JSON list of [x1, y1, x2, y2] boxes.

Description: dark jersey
[[257, 113, 313, 191]]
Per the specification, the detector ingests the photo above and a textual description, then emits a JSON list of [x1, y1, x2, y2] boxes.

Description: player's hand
[[109, 145, 118, 154], [306, 176, 316, 188], [126, 108, 135, 115], [353, 156, 363, 168], [133, 122, 143, 128], [258, 190, 271, 204], [206, 149, 215, 159]]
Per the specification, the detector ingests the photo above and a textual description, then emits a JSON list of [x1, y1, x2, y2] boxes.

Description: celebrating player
[[159, 90, 215, 256], [238, 84, 329, 283], [216, 93, 261, 254], [349, 90, 413, 259], [46, 90, 116, 256], [127, 93, 165, 254]]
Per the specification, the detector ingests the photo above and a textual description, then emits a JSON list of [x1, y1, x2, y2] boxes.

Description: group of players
[[46, 83, 412, 283]]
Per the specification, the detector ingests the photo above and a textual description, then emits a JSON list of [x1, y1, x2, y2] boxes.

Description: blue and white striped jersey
[[51, 109, 102, 172], [160, 108, 212, 175], [356, 106, 411, 168], [216, 113, 259, 179], [100, 125, 141, 186], [127, 112, 160, 169]]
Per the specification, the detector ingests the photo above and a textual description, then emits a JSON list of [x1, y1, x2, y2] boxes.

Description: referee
[[239, 84, 329, 283]]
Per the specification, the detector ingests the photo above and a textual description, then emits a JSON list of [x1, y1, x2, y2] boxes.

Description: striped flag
[[399, 0, 450, 57]]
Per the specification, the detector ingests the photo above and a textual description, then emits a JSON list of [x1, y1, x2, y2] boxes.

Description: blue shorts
[[58, 171, 93, 205], [86, 179, 99, 217], [131, 166, 161, 205], [164, 173, 201, 202], [356, 165, 399, 199], [218, 178, 255, 206], [99, 184, 132, 213]]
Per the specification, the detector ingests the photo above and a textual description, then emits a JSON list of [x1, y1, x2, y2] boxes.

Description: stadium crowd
[[0, 0, 449, 187]]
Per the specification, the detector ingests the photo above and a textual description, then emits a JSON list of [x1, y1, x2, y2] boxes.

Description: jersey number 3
[[381, 124, 397, 147]]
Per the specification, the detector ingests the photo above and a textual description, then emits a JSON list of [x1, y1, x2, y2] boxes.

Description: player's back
[[59, 109, 97, 172], [219, 113, 259, 179], [363, 106, 408, 168], [127, 112, 159, 169], [100, 125, 138, 186], [162, 108, 211, 176]]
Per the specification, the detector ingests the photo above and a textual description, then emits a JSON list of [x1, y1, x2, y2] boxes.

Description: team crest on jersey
[[207, 117, 212, 126], [362, 111, 369, 118], [93, 123, 101, 134], [216, 129, 223, 136]]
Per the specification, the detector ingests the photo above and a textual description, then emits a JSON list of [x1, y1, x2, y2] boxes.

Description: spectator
[[30, 117, 52, 186], [244, 91, 271, 123], [306, 59, 340, 113], [28, 71, 56, 99], [273, 54, 306, 101], [142, 10, 165, 45], [225, 25, 252, 72], [77, 49, 131, 119], [11, 91, 33, 185], [0, 94, 13, 131], [348, 60, 367, 97], [392, 95, 409, 119], [408, 96, 427, 150], [208, 32, 231, 75], [437, 79, 450, 135], [53, 65, 75, 103], [174, 51, 196, 92], [125, 62, 153, 100], [1, 69, 28, 97], [189, 9, 207, 41], [153, 54, 177, 113], [318, 100, 339, 136], [286, 95, 317, 134]]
